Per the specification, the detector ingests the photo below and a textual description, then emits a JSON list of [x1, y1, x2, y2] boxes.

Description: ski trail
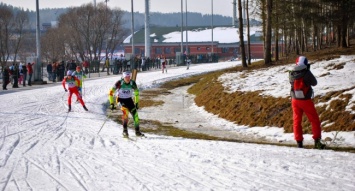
[[1, 158, 19, 191], [63, 159, 89, 191], [0, 86, 75, 190], [24, 156, 70, 191], [0, 134, 20, 168]]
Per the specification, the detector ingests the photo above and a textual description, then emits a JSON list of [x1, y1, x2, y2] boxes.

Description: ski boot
[[122, 129, 129, 138], [297, 141, 303, 148], [314, 139, 326, 149], [135, 128, 145, 137], [68, 105, 71, 112], [83, 105, 88, 111]]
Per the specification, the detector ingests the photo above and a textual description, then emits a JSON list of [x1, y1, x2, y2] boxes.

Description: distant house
[[123, 26, 282, 60], [42, 23, 52, 31], [42, 21, 58, 31]]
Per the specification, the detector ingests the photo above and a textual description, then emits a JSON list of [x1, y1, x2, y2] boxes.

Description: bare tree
[[0, 6, 13, 70], [41, 27, 66, 63], [54, 3, 127, 63], [246, 0, 251, 65], [264, 0, 272, 65], [238, 0, 247, 68], [106, 10, 128, 61], [11, 11, 29, 64], [0, 6, 29, 71]]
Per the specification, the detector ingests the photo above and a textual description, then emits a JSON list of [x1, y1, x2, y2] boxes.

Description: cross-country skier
[[71, 66, 87, 99], [161, 56, 167, 73], [186, 56, 191, 70], [289, 56, 325, 149], [108, 71, 144, 138], [62, 70, 88, 112]]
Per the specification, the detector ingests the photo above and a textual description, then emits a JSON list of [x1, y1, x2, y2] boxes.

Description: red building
[[123, 26, 282, 61]]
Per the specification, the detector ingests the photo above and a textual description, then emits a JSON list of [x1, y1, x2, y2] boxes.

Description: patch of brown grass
[[139, 88, 170, 108], [325, 62, 346, 70], [140, 99, 164, 108], [188, 75, 294, 132], [160, 75, 202, 89]]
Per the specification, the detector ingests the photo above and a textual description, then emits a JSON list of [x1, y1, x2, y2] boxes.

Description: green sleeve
[[132, 80, 139, 103], [134, 89, 139, 103], [108, 87, 116, 104]]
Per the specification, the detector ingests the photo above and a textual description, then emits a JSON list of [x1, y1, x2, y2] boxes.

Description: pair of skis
[[123, 133, 147, 141]]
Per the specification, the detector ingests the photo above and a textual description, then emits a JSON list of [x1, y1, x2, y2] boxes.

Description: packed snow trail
[[0, 61, 354, 191]]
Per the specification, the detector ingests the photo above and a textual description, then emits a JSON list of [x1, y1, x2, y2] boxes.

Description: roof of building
[[123, 25, 263, 45]]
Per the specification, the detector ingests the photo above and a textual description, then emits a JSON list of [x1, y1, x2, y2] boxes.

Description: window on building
[[156, 47, 162, 54], [174, 48, 181, 53], [221, 47, 229, 53], [134, 48, 141, 54], [164, 47, 171, 54], [206, 47, 210, 50], [197, 47, 201, 51]]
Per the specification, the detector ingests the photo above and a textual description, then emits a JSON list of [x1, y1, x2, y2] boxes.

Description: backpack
[[293, 77, 310, 99]]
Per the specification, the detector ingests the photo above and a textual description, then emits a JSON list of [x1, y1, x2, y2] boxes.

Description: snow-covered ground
[[0, 58, 354, 191]]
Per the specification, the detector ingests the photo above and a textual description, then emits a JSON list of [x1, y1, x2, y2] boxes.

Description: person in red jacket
[[289, 56, 325, 149], [26, 62, 34, 86], [62, 70, 88, 112]]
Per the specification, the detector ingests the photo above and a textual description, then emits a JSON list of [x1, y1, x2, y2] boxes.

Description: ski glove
[[64, 89, 68, 92], [110, 103, 116, 111], [135, 103, 139, 110]]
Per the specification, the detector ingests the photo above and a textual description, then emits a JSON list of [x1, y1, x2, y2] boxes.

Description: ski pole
[[82, 77, 85, 97], [61, 91, 66, 101], [97, 114, 110, 134], [97, 110, 111, 135]]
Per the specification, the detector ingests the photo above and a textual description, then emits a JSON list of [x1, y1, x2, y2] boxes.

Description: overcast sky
[[1, 0, 237, 17]]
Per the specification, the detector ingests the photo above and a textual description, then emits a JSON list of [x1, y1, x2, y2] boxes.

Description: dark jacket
[[47, 63, 53, 73], [2, 68, 10, 80], [57, 63, 65, 74], [69, 62, 77, 70], [22, 65, 27, 74], [289, 65, 317, 100]]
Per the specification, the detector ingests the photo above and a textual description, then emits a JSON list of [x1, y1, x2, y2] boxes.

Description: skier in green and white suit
[[71, 66, 87, 96], [108, 71, 144, 137]]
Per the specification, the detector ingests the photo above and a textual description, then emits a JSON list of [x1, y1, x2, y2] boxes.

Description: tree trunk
[[274, 0, 279, 61], [341, 15, 348, 48], [238, 0, 247, 67], [337, 25, 341, 47], [246, 0, 251, 65], [264, 0, 272, 65]]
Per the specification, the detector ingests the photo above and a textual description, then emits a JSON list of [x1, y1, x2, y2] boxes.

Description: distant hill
[[0, 3, 260, 29], [122, 12, 236, 28]]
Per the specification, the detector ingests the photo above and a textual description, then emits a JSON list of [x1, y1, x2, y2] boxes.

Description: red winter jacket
[[27, 63, 34, 74]]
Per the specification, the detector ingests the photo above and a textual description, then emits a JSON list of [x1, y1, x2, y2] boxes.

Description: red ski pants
[[68, 87, 85, 106], [292, 99, 321, 141]]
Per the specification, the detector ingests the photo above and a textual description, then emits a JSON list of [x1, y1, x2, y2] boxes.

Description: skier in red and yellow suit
[[62, 71, 88, 112]]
